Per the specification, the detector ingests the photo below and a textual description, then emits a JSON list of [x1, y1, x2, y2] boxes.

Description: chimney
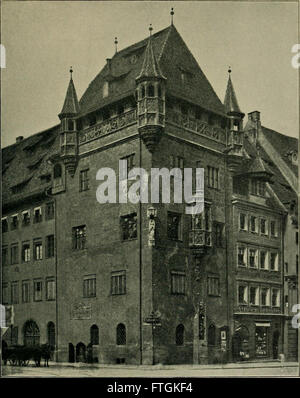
[[16, 136, 24, 143], [248, 111, 260, 123]]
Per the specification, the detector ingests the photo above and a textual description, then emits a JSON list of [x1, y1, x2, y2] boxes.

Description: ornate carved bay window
[[189, 204, 212, 252]]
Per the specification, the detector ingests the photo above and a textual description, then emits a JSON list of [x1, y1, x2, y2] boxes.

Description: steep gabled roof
[[79, 24, 226, 116]]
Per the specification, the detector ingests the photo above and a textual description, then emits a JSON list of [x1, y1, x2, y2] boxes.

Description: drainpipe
[[139, 133, 143, 365], [45, 187, 58, 362]]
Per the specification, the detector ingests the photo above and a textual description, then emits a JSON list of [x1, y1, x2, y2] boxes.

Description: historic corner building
[[1, 22, 298, 364]]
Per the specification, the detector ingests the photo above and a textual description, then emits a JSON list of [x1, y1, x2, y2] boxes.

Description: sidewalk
[[51, 360, 299, 371]]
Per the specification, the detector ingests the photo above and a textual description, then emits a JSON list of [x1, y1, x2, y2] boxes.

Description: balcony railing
[[79, 109, 136, 145]]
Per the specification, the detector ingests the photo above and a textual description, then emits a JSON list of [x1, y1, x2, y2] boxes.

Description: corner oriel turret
[[135, 25, 167, 152], [58, 67, 80, 176], [224, 68, 245, 171]]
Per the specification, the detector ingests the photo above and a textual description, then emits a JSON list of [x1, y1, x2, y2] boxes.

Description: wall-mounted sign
[[71, 303, 92, 320]]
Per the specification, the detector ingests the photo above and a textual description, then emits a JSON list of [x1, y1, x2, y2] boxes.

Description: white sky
[[1, 1, 299, 147]]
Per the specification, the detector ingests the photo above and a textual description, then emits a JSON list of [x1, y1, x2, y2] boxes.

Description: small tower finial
[[70, 66, 73, 80], [228, 66, 232, 74], [170, 7, 174, 25], [114, 37, 118, 54], [149, 24, 153, 36]]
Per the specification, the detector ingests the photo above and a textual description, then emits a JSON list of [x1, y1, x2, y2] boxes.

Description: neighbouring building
[[1, 22, 298, 364]]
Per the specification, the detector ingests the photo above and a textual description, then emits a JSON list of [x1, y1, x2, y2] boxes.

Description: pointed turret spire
[[224, 67, 242, 115], [136, 25, 166, 82], [59, 67, 80, 119]]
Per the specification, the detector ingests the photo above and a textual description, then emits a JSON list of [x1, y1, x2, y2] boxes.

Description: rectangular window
[[249, 286, 259, 305], [258, 181, 265, 196], [271, 288, 280, 307], [111, 271, 126, 295], [34, 240, 43, 260], [250, 216, 258, 233], [33, 280, 43, 301], [72, 225, 86, 250], [80, 169, 89, 192], [270, 252, 278, 271], [249, 249, 258, 268], [22, 280, 30, 303], [167, 212, 182, 240], [239, 213, 247, 231], [270, 220, 278, 237], [214, 223, 223, 247], [45, 202, 54, 220], [11, 281, 19, 304], [2, 283, 9, 305], [46, 279, 56, 301], [260, 219, 268, 235], [83, 276, 96, 298], [22, 211, 30, 227], [261, 287, 270, 306], [46, 235, 55, 258], [207, 276, 220, 296], [171, 271, 186, 295], [22, 242, 30, 262], [120, 213, 137, 241], [33, 207, 42, 223], [207, 166, 219, 189], [11, 215, 19, 230], [238, 247, 247, 266], [260, 251, 267, 269], [11, 244, 19, 265], [120, 154, 135, 177], [238, 285, 248, 305], [2, 246, 8, 266]]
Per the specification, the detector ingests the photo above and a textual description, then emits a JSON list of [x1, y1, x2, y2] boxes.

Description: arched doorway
[[232, 325, 250, 361], [90, 325, 99, 346], [23, 320, 40, 346], [273, 330, 280, 359], [175, 324, 184, 346], [68, 343, 75, 363], [76, 342, 86, 363]]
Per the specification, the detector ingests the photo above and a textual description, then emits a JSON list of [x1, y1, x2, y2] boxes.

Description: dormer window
[[103, 81, 109, 98], [233, 120, 239, 131], [147, 84, 155, 97]]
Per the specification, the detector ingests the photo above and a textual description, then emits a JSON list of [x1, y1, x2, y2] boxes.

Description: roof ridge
[[262, 125, 298, 142]]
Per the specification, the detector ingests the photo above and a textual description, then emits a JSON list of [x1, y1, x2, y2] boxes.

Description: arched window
[[53, 164, 62, 179], [68, 119, 74, 131], [76, 342, 86, 362], [175, 324, 184, 346], [23, 320, 40, 346], [157, 85, 162, 98], [90, 324, 99, 345], [47, 322, 55, 349], [141, 86, 145, 98], [147, 84, 155, 97], [208, 324, 216, 346], [116, 323, 126, 345]]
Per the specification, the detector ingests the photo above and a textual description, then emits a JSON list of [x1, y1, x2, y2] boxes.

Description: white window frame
[[237, 246, 247, 267], [249, 286, 259, 306], [270, 252, 279, 271], [238, 283, 248, 305], [248, 248, 258, 268], [260, 218, 268, 236], [239, 213, 248, 231], [260, 287, 270, 307]]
